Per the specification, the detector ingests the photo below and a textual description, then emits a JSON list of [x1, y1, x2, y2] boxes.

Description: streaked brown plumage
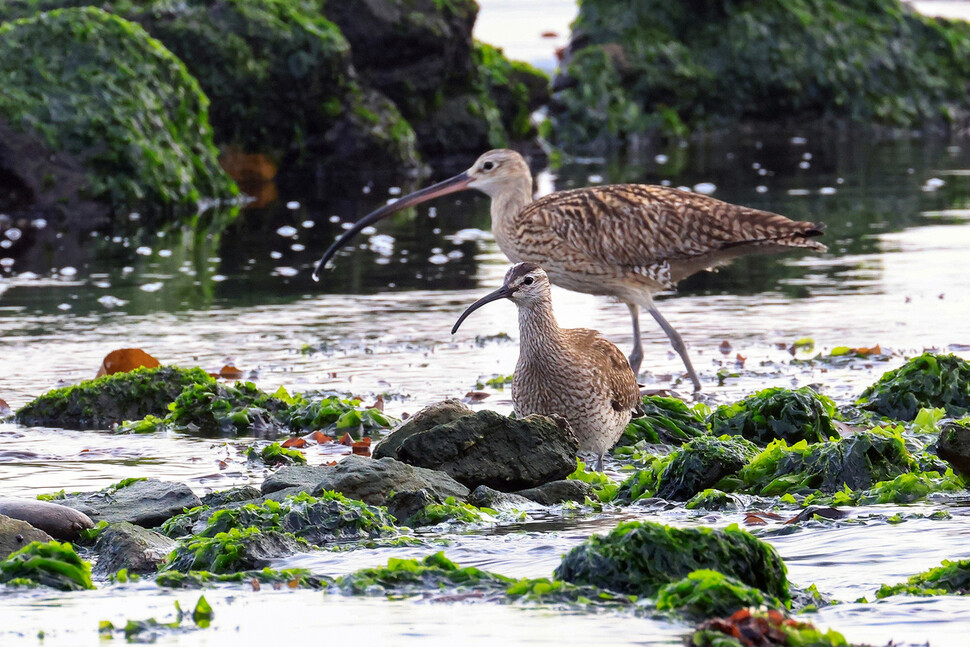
[[452, 263, 642, 470], [314, 149, 827, 391]]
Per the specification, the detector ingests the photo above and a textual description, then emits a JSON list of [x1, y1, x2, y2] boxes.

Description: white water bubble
[[587, 174, 603, 183], [291, 243, 305, 252], [693, 182, 716, 195], [97, 295, 128, 308], [368, 234, 395, 256], [0, 240, 10, 249], [59, 266, 77, 277], [329, 215, 341, 223], [428, 253, 449, 265], [661, 180, 671, 186], [276, 225, 298, 238], [19, 271, 38, 279], [432, 228, 441, 235], [158, 249, 173, 257], [128, 212, 141, 221], [362, 184, 372, 194], [799, 161, 810, 169], [756, 185, 768, 193], [31, 219, 47, 229], [802, 152, 813, 160], [923, 178, 945, 191], [758, 168, 768, 176], [0, 258, 13, 268], [428, 207, 437, 219], [790, 136, 807, 145], [787, 189, 811, 196], [273, 266, 299, 277], [654, 154, 669, 164], [375, 257, 391, 265], [752, 162, 761, 170], [93, 280, 111, 288], [286, 201, 300, 210], [819, 187, 837, 195], [140, 282, 164, 292], [301, 220, 315, 229], [136, 246, 152, 256], [4, 228, 21, 241], [57, 303, 71, 311], [447, 250, 464, 260], [212, 275, 227, 282], [270, 251, 283, 259], [361, 226, 377, 235], [388, 186, 402, 196]]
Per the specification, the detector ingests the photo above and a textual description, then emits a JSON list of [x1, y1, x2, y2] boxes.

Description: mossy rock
[[737, 430, 914, 497], [335, 551, 512, 595], [553, 0, 970, 148], [619, 395, 710, 446], [163, 526, 307, 574], [709, 387, 841, 446], [156, 566, 329, 589], [0, 7, 236, 216], [858, 353, 970, 421], [15, 366, 215, 430], [876, 558, 970, 598], [0, 540, 94, 591], [554, 520, 789, 603], [656, 569, 782, 619]]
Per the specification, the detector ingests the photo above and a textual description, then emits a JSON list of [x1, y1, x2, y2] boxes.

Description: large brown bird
[[314, 149, 827, 391]]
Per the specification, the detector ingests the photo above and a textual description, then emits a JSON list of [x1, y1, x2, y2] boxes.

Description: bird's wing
[[581, 330, 641, 414], [519, 184, 824, 278]]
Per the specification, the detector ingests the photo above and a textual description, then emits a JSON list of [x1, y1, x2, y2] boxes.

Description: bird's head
[[463, 149, 532, 198], [451, 262, 550, 334]]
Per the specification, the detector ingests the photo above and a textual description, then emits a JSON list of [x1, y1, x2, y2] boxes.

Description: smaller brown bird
[[452, 262, 642, 471]]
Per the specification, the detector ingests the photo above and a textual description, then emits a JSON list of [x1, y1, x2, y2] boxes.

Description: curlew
[[313, 149, 827, 391], [452, 262, 642, 471]]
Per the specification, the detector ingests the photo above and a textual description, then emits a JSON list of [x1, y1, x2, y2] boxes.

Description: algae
[[405, 496, 494, 527], [0, 540, 94, 591], [858, 353, 970, 420], [163, 527, 306, 574], [335, 552, 513, 595], [246, 442, 307, 466], [709, 387, 841, 446], [618, 395, 710, 446], [554, 521, 789, 602], [656, 569, 781, 619], [156, 567, 328, 590], [876, 558, 970, 598]]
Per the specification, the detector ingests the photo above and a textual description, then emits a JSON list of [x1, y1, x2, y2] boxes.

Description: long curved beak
[[451, 285, 512, 334], [312, 171, 473, 281]]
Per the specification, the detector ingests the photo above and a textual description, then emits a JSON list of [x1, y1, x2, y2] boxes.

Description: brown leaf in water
[[96, 348, 160, 377], [735, 353, 747, 368], [338, 432, 354, 446], [370, 394, 385, 412], [854, 344, 882, 356], [718, 340, 732, 354], [308, 431, 333, 444], [352, 438, 372, 456], [282, 437, 309, 448], [287, 579, 300, 589], [541, 31, 559, 38], [250, 578, 261, 591], [462, 391, 490, 403], [784, 506, 849, 524], [219, 365, 245, 380], [744, 513, 769, 526], [0, 398, 10, 417]]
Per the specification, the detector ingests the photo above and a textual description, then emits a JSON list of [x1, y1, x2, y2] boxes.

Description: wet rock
[[385, 489, 441, 525], [308, 455, 470, 506], [0, 7, 235, 224], [0, 498, 94, 540], [201, 486, 262, 508], [555, 520, 789, 602], [655, 436, 760, 502], [15, 366, 215, 430], [937, 420, 970, 479], [164, 527, 306, 574], [262, 465, 336, 496], [92, 522, 176, 577], [514, 480, 593, 505], [374, 399, 473, 460], [56, 479, 202, 528], [710, 387, 841, 446], [0, 514, 53, 560], [468, 486, 535, 511], [394, 410, 579, 491]]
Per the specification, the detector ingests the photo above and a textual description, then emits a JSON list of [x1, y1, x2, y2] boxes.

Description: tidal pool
[[2, 122, 970, 646]]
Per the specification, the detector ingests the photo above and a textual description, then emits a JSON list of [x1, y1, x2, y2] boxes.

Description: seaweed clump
[[618, 395, 710, 446], [709, 387, 841, 446], [334, 552, 512, 595], [656, 569, 782, 619], [876, 558, 970, 598], [554, 521, 789, 603], [858, 353, 970, 420], [0, 540, 94, 591]]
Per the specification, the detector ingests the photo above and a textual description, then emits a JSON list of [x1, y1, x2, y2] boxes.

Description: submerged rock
[[163, 527, 306, 574], [0, 7, 236, 225], [374, 399, 473, 460], [555, 520, 789, 602], [307, 456, 470, 506], [938, 420, 970, 479], [334, 551, 512, 595], [858, 353, 970, 420], [0, 498, 94, 540], [91, 522, 176, 577], [0, 540, 94, 591], [15, 366, 214, 430], [200, 486, 262, 508], [709, 387, 841, 446], [514, 479, 594, 505], [877, 558, 970, 597], [0, 514, 53, 560], [467, 486, 535, 511], [393, 410, 579, 491], [54, 478, 202, 528]]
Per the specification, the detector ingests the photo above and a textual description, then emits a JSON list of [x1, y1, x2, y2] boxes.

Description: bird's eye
[[482, 161, 495, 171], [523, 276, 535, 285]]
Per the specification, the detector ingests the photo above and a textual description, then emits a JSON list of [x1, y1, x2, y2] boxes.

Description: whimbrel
[[313, 149, 827, 391], [452, 262, 642, 471]]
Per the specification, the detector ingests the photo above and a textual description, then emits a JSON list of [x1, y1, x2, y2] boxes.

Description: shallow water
[[4, 6, 970, 643]]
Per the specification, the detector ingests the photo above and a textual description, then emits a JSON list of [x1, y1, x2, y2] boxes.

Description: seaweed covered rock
[[194, 492, 396, 545], [164, 527, 307, 574], [0, 540, 94, 590], [656, 569, 782, 619], [91, 522, 175, 577], [858, 353, 970, 420], [618, 395, 709, 446], [16, 366, 214, 430], [0, 7, 236, 224], [552, 0, 970, 149], [156, 566, 328, 589], [393, 410, 579, 491], [554, 521, 789, 602], [876, 558, 970, 597], [937, 419, 970, 479], [52, 478, 202, 528], [0, 514, 52, 560], [334, 551, 512, 595], [709, 387, 840, 447], [655, 436, 760, 501], [737, 431, 914, 496], [690, 609, 852, 647]]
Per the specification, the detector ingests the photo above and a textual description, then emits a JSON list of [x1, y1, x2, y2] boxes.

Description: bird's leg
[[594, 452, 605, 472], [625, 302, 643, 375], [646, 304, 702, 393]]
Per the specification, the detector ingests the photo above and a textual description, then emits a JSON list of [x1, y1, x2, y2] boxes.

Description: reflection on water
[[2, 130, 970, 646]]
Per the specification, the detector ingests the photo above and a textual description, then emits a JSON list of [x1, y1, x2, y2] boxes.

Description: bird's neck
[[517, 297, 566, 357], [490, 179, 534, 257]]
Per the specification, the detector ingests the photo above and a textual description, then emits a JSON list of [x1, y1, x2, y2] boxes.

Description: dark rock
[[938, 420, 970, 479], [201, 486, 262, 508], [92, 522, 176, 577], [262, 466, 335, 496], [0, 514, 53, 560], [310, 455, 470, 506], [57, 479, 202, 528], [394, 410, 579, 491], [374, 399, 473, 460], [468, 486, 535, 510], [384, 489, 442, 525], [514, 479, 593, 505], [164, 528, 305, 574], [0, 498, 94, 540], [654, 436, 759, 501]]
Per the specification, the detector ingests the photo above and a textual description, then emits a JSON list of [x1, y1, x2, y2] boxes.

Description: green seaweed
[[685, 489, 737, 511], [709, 387, 841, 446], [335, 552, 512, 595], [567, 459, 620, 502], [156, 566, 329, 589], [405, 497, 494, 527], [505, 576, 636, 608], [163, 527, 305, 574], [876, 558, 970, 598], [690, 609, 851, 647], [246, 442, 307, 466], [618, 395, 710, 446], [0, 540, 94, 591], [554, 521, 789, 602], [858, 353, 970, 420], [656, 569, 781, 619]]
